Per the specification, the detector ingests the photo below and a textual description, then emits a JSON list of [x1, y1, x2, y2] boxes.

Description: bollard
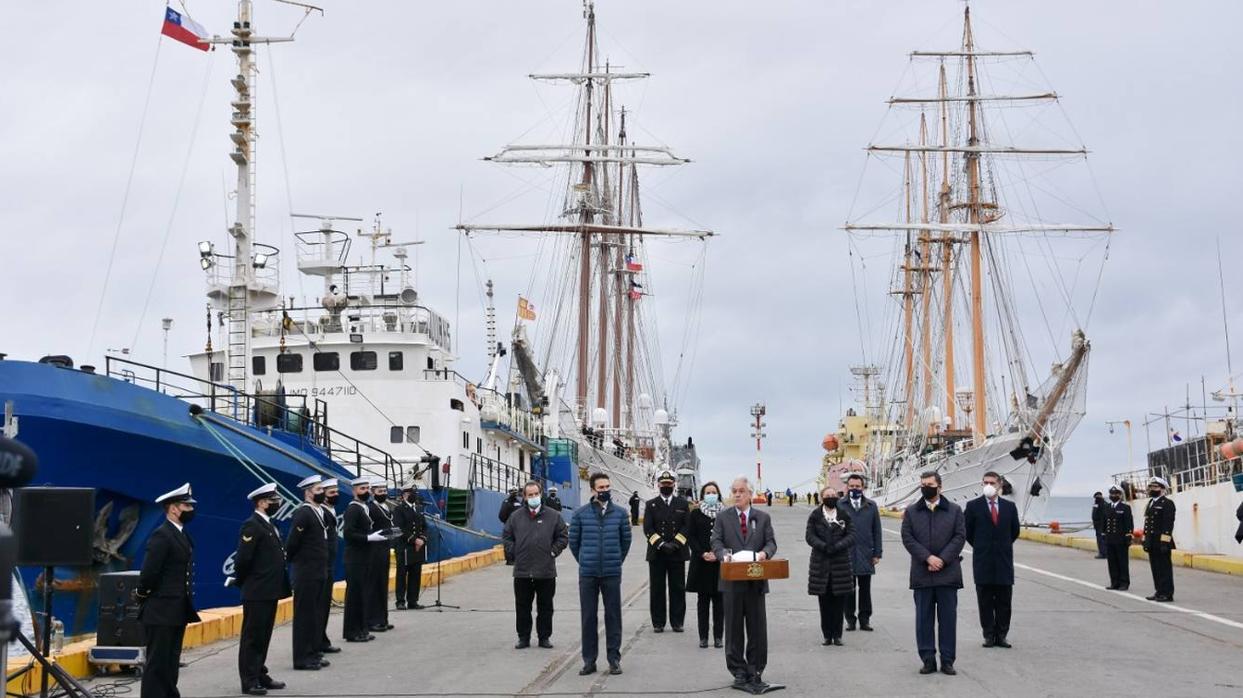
[[1049, 520, 1061, 534]]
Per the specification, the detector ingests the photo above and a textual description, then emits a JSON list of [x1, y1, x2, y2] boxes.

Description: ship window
[[388, 351, 404, 371], [351, 351, 377, 371], [209, 361, 224, 382], [252, 355, 266, 376], [476, 437, 482, 454], [313, 352, 340, 372], [463, 431, 469, 449], [426, 356, 434, 370], [276, 353, 303, 373], [406, 426, 420, 443], [390, 426, 403, 443], [450, 398, 465, 412]]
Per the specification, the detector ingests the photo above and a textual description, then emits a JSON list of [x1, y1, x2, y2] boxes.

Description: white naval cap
[[370, 477, 389, 490], [296, 474, 324, 489], [156, 483, 196, 505], [1148, 476, 1169, 489], [247, 482, 279, 500], [349, 476, 371, 487], [321, 478, 342, 490], [399, 481, 416, 491]]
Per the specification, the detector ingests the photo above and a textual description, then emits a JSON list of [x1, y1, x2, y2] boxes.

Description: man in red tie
[[964, 471, 1021, 649]]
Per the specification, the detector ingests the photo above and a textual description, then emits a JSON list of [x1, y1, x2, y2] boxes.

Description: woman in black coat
[[806, 485, 856, 645], [686, 481, 725, 648]]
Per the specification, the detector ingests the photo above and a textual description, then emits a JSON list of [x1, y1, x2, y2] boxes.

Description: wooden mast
[[611, 108, 626, 429], [938, 63, 956, 429], [918, 112, 934, 427], [901, 151, 916, 428], [963, 6, 988, 439], [576, 3, 597, 420], [596, 60, 611, 416]]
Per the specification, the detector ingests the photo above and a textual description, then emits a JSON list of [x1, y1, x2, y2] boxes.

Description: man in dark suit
[[318, 479, 342, 656], [1090, 491, 1108, 559], [964, 471, 1021, 649], [1102, 485, 1134, 590], [136, 483, 200, 698], [233, 483, 292, 696], [286, 475, 331, 670], [342, 477, 383, 642], [1143, 476, 1176, 602], [644, 471, 691, 633], [710, 476, 780, 694], [393, 482, 428, 610], [367, 478, 396, 631], [628, 491, 641, 526], [901, 471, 966, 676]]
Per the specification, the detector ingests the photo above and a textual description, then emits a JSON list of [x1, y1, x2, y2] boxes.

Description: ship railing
[[105, 356, 411, 486], [1111, 465, 1169, 498], [477, 387, 545, 445], [250, 303, 451, 352], [1170, 457, 1243, 492], [468, 453, 529, 494]]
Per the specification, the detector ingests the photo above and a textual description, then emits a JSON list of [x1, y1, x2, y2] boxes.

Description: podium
[[720, 559, 789, 582]]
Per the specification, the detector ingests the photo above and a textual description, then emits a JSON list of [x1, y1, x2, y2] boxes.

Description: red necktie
[[740, 511, 748, 537], [990, 500, 999, 526]]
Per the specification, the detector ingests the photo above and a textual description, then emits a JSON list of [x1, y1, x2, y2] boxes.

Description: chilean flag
[[625, 253, 643, 272], [162, 7, 210, 52]]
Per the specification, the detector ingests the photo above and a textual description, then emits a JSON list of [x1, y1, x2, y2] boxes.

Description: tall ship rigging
[[837, 4, 1114, 523], [456, 2, 712, 502]]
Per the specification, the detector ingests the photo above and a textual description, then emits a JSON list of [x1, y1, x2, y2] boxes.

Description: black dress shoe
[[699, 638, 709, 648], [1155, 595, 1174, 603], [369, 624, 389, 632], [411, 604, 426, 610], [345, 635, 370, 643], [831, 638, 843, 646], [1105, 585, 1118, 590], [514, 638, 530, 649], [608, 662, 623, 675], [859, 622, 873, 631], [1116, 585, 1129, 591], [293, 664, 321, 671], [578, 664, 596, 676], [672, 625, 684, 633], [652, 626, 664, 633], [385, 623, 394, 630], [538, 639, 554, 649], [996, 638, 1012, 648], [941, 662, 956, 676], [1145, 594, 1160, 600], [822, 638, 832, 646], [733, 674, 751, 688], [260, 678, 286, 690], [749, 676, 772, 693], [320, 645, 342, 653], [241, 687, 268, 696], [714, 638, 724, 648], [395, 602, 407, 610], [919, 659, 938, 675], [846, 620, 857, 631], [983, 637, 996, 648]]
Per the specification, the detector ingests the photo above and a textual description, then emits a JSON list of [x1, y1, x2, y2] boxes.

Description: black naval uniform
[[1103, 498, 1134, 589], [1143, 494, 1177, 599], [367, 498, 396, 629], [136, 519, 201, 698], [393, 496, 429, 608], [286, 502, 330, 668], [643, 494, 691, 630], [234, 511, 292, 693], [342, 499, 373, 640], [498, 491, 523, 524], [629, 492, 642, 526], [318, 502, 339, 652], [545, 491, 564, 512]]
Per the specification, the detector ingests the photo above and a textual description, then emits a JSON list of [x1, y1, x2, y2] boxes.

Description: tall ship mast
[[840, 4, 1113, 522], [458, 2, 712, 498]]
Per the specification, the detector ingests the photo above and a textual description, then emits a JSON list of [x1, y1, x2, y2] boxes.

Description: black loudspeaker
[[96, 571, 145, 647], [12, 487, 96, 567]]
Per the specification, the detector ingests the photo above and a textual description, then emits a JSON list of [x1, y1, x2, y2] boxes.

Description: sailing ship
[[838, 5, 1113, 523], [455, 1, 711, 502]]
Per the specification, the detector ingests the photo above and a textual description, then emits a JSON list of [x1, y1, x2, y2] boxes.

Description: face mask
[[405, 493, 416, 503], [848, 489, 863, 499], [1109, 494, 1121, 502], [374, 493, 388, 503], [527, 496, 541, 509], [312, 492, 326, 505], [262, 500, 279, 516], [358, 491, 371, 502], [1094, 495, 1103, 502], [824, 497, 839, 508], [921, 485, 939, 501], [325, 493, 339, 505], [982, 484, 997, 498], [659, 486, 674, 497], [178, 509, 196, 525], [1148, 489, 1160, 497], [703, 493, 719, 506], [596, 490, 611, 503]]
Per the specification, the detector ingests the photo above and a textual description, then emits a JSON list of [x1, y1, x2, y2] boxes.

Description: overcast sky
[[2, 1, 1241, 498]]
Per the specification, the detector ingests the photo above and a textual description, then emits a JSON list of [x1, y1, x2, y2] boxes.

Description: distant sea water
[[1038, 495, 1095, 525]]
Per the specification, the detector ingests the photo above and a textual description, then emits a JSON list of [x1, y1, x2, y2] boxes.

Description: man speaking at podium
[[711, 476, 780, 694]]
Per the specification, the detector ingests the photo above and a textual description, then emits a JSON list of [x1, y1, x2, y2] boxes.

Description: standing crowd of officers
[[135, 474, 427, 698]]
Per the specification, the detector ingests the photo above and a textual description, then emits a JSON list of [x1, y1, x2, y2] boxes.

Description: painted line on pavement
[[882, 527, 1243, 632]]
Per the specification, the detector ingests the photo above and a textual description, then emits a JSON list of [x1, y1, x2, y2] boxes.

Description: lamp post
[[1105, 419, 1133, 471], [161, 318, 174, 370], [750, 403, 766, 503]]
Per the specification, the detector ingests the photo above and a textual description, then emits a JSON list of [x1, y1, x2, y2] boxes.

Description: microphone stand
[[426, 515, 460, 611]]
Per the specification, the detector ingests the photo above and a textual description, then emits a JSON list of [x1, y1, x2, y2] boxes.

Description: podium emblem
[[746, 562, 764, 578]]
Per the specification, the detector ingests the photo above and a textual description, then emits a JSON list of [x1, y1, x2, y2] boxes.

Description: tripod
[[425, 515, 459, 611]]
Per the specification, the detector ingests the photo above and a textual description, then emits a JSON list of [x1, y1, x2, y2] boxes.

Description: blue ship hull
[[0, 359, 499, 637]]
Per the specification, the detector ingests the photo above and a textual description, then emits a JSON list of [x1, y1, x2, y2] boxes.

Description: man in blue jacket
[[901, 471, 966, 677], [964, 471, 1021, 649], [569, 473, 632, 676]]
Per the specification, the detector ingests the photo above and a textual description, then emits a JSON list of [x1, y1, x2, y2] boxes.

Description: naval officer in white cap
[[234, 482, 292, 695], [1142, 476, 1177, 602], [286, 475, 331, 670], [342, 476, 384, 642], [136, 483, 200, 698], [366, 477, 396, 632], [317, 479, 344, 656]]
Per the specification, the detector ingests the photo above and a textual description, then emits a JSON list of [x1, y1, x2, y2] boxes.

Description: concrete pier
[[83, 504, 1243, 697]]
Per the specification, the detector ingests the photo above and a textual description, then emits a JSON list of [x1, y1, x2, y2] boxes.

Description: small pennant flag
[[625, 253, 643, 273], [517, 297, 537, 321], [162, 7, 210, 51], [1169, 429, 1183, 443], [628, 289, 642, 301]]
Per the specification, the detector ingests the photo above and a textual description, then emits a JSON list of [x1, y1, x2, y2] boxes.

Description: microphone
[[0, 437, 38, 488]]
